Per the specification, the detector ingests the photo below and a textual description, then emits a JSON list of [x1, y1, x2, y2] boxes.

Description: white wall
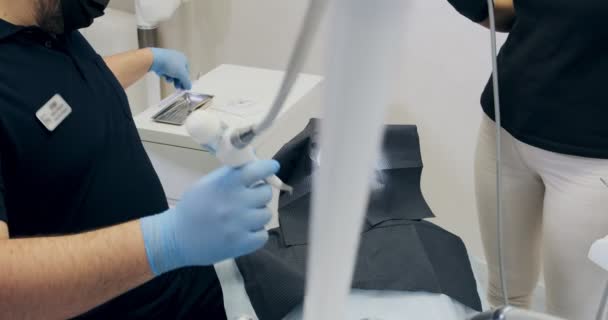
[[104, 0, 508, 258], [109, 1, 134, 12], [390, 1, 508, 258]]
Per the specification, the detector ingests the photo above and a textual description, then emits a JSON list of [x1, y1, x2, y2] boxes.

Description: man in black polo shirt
[[0, 1, 278, 319]]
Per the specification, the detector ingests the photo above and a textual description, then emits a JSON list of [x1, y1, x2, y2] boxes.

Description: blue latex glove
[[140, 160, 280, 275], [149, 48, 193, 90]]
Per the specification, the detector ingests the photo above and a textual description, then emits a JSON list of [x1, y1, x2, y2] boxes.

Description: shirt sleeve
[[446, 0, 489, 23]]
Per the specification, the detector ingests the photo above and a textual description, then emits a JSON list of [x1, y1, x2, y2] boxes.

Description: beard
[[34, 0, 64, 34]]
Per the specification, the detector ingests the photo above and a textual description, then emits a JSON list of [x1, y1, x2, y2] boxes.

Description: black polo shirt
[[481, 0, 608, 158], [0, 19, 225, 319]]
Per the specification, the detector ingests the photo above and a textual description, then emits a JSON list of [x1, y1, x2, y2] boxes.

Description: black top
[[0, 20, 225, 319], [481, 0, 608, 158], [275, 119, 435, 246], [236, 120, 481, 320]]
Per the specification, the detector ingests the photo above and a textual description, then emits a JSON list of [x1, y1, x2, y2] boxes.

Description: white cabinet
[[142, 142, 220, 202]]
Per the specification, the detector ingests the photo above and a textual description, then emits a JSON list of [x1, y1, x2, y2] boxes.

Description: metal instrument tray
[[151, 92, 214, 126]]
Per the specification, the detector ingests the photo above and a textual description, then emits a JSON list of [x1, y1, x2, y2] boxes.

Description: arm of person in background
[[447, 0, 515, 32], [0, 160, 279, 319], [103, 48, 154, 89], [103, 48, 192, 90], [480, 0, 515, 32]]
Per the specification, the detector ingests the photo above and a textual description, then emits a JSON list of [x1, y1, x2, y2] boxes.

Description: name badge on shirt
[[36, 94, 72, 132]]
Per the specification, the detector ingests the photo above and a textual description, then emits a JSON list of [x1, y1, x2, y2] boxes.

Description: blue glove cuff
[[140, 210, 181, 276], [149, 48, 163, 74]]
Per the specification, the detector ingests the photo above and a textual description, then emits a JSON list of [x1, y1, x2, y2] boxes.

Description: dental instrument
[[152, 91, 212, 126], [185, 110, 293, 192]]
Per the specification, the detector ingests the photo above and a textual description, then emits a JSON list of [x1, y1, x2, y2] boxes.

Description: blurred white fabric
[[214, 260, 476, 320], [214, 254, 550, 319]]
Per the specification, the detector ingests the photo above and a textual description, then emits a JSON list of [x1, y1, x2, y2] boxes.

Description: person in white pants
[[476, 115, 608, 319], [444, 0, 608, 318]]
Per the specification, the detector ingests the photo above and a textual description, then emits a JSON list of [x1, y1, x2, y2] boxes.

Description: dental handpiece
[[185, 109, 293, 193]]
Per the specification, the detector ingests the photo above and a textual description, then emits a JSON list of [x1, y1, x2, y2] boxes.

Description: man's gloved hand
[[447, 0, 489, 23], [150, 48, 192, 90], [140, 160, 280, 275]]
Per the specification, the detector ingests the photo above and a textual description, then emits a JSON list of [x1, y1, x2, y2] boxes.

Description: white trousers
[[475, 115, 608, 319]]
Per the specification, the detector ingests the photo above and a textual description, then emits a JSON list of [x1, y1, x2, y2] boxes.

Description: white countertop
[[135, 64, 323, 151]]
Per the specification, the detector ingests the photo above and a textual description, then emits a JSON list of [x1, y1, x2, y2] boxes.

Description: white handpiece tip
[[266, 175, 293, 194], [185, 110, 223, 146], [279, 183, 294, 194]]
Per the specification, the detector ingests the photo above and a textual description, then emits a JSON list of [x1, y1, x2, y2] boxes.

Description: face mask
[[60, 0, 109, 32]]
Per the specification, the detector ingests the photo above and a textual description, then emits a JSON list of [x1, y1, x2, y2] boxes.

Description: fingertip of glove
[[239, 160, 281, 186], [249, 159, 280, 172], [260, 160, 280, 176], [269, 160, 280, 172]]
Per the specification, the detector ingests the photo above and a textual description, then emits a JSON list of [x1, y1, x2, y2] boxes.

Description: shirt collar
[[0, 19, 25, 40]]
